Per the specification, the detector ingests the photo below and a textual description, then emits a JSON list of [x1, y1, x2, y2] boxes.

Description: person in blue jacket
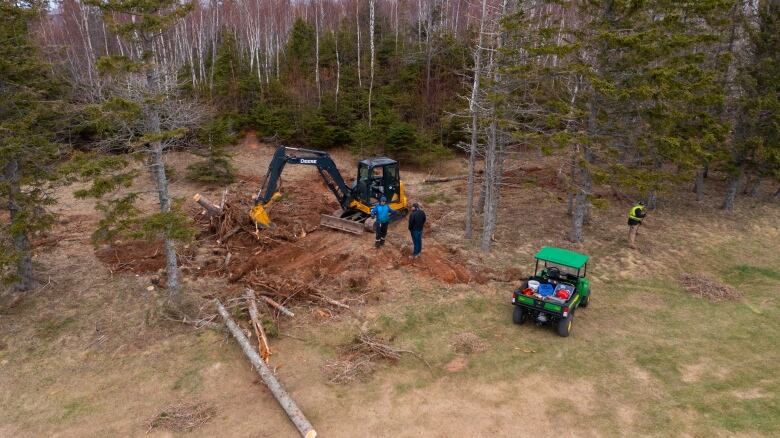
[[370, 196, 395, 248]]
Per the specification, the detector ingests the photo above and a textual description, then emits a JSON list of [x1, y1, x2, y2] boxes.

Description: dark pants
[[410, 229, 423, 255], [375, 222, 388, 246]]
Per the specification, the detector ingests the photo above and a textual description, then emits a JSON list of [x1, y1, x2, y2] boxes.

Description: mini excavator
[[250, 146, 408, 234]]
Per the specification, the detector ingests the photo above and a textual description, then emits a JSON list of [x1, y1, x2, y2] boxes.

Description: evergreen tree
[[727, 0, 780, 208], [0, 0, 65, 291], [80, 0, 198, 303]]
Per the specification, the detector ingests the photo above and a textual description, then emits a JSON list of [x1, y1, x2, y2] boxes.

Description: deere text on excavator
[[250, 146, 408, 234]]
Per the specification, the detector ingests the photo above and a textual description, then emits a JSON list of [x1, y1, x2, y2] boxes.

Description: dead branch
[[245, 289, 271, 362]]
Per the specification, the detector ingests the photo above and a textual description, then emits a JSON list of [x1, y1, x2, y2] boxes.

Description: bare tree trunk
[[356, 0, 362, 88], [314, 0, 321, 107], [3, 159, 36, 291], [368, 0, 375, 126], [568, 150, 592, 243], [481, 121, 498, 252], [693, 167, 705, 201], [150, 140, 181, 296], [335, 38, 340, 110], [722, 167, 744, 211], [465, 0, 489, 239], [215, 300, 317, 438], [647, 190, 657, 210], [743, 176, 761, 197]]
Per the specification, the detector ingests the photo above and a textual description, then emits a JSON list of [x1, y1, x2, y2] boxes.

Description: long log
[[423, 174, 468, 183], [193, 193, 223, 216], [245, 289, 271, 362], [215, 299, 317, 438]]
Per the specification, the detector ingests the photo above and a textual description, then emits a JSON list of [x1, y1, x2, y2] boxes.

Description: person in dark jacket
[[370, 196, 395, 248], [408, 202, 426, 258]]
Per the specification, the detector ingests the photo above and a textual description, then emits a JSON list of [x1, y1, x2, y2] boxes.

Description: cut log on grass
[[193, 193, 223, 216], [261, 295, 295, 317], [245, 289, 271, 362], [215, 299, 317, 438]]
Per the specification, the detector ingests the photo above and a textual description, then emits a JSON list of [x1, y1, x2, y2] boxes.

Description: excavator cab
[[354, 158, 401, 206]]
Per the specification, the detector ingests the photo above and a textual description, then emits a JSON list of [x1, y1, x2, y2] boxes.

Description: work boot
[[375, 241, 381, 248]]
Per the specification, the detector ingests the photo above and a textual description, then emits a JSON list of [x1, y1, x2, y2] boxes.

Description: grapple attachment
[[250, 192, 282, 227]]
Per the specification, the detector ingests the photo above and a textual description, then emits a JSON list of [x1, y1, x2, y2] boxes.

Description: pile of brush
[[680, 273, 743, 303]]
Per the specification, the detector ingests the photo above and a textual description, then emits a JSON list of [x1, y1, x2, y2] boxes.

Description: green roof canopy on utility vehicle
[[534, 247, 589, 269]]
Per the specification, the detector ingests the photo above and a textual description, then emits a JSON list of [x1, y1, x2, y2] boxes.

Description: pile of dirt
[[147, 402, 215, 433], [95, 241, 167, 274], [680, 273, 743, 303]]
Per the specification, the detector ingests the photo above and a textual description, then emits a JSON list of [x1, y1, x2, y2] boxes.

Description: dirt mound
[[680, 273, 743, 303], [95, 241, 167, 273]]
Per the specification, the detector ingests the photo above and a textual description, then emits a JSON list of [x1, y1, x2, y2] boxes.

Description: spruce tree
[[81, 0, 197, 302], [0, 0, 65, 291]]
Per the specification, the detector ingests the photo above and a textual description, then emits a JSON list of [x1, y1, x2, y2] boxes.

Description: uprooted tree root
[[680, 273, 743, 303], [323, 331, 430, 384], [147, 402, 216, 433]]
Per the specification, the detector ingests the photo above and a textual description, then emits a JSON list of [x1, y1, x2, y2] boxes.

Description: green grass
[[62, 399, 90, 420], [37, 316, 76, 340], [724, 265, 780, 283], [339, 236, 780, 436], [421, 192, 454, 204]]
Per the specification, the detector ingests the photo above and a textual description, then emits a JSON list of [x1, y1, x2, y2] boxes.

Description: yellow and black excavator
[[250, 146, 408, 234]]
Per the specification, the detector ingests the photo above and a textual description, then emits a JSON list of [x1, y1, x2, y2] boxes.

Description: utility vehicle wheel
[[513, 306, 526, 325], [557, 314, 573, 337], [580, 294, 590, 308]]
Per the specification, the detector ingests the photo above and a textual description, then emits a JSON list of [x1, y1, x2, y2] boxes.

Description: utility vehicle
[[511, 247, 591, 337]]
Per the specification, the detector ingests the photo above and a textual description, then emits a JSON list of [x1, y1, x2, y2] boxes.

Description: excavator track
[[319, 214, 366, 235]]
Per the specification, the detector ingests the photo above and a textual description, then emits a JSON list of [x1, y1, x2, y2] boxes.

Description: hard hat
[[380, 196, 387, 203]]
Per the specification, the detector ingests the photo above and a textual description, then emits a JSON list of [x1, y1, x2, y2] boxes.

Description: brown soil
[[95, 241, 167, 274]]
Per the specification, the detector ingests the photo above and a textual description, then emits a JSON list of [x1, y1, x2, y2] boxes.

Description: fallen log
[[261, 295, 295, 317], [423, 174, 468, 183], [215, 299, 317, 438], [193, 193, 223, 216], [245, 289, 271, 362]]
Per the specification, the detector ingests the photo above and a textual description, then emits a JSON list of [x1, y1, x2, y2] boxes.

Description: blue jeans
[[410, 229, 423, 255]]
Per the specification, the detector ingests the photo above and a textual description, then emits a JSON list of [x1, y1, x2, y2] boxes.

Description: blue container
[[538, 283, 554, 297]]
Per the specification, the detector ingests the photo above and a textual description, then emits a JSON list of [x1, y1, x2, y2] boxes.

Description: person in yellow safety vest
[[627, 201, 647, 249]]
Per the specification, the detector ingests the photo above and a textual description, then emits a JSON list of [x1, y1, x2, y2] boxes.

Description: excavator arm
[[250, 146, 352, 227]]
